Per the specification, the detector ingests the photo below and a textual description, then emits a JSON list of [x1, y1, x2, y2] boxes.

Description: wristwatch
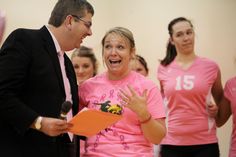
[[35, 116, 43, 130]]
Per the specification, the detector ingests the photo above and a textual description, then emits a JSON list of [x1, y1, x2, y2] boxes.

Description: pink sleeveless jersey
[[79, 71, 165, 157], [157, 56, 219, 145], [224, 76, 236, 157]]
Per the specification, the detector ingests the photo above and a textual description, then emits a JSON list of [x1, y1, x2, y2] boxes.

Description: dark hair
[[160, 17, 193, 66], [135, 55, 149, 74], [71, 45, 98, 76], [48, 0, 94, 27]]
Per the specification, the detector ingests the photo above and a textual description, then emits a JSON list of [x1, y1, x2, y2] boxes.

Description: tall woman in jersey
[[157, 17, 223, 157]]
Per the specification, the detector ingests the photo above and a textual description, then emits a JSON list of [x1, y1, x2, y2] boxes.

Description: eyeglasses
[[71, 15, 92, 29]]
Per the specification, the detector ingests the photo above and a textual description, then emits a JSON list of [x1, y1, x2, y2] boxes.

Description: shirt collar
[[46, 25, 64, 55]]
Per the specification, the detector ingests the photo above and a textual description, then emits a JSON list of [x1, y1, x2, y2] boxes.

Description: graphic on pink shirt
[[157, 56, 219, 145], [224, 76, 236, 157], [79, 71, 165, 157], [95, 100, 123, 115], [90, 99, 127, 152]]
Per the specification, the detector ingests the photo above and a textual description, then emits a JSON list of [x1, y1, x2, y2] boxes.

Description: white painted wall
[[1, 0, 235, 156]]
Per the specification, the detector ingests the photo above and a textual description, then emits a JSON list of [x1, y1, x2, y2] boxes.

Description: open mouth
[[109, 60, 121, 64]]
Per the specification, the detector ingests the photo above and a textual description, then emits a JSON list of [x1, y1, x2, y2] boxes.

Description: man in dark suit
[[0, 0, 94, 157]]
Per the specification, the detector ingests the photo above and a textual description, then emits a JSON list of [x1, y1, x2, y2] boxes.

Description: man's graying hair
[[48, 0, 94, 27]]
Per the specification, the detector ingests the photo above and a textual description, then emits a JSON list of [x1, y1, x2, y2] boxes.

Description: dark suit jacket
[[0, 26, 79, 157]]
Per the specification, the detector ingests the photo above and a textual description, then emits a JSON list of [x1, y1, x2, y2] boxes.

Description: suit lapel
[[64, 56, 79, 114], [40, 26, 65, 94]]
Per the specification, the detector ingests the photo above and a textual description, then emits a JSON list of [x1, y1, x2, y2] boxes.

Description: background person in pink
[[215, 74, 236, 157], [130, 54, 160, 157], [131, 54, 149, 77], [157, 17, 223, 157], [71, 45, 98, 156], [79, 27, 166, 157], [71, 46, 98, 85]]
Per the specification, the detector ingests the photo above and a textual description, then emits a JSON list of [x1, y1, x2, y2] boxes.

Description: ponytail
[[160, 41, 177, 66]]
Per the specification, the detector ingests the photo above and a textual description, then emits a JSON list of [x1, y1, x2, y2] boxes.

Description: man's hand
[[37, 117, 73, 136]]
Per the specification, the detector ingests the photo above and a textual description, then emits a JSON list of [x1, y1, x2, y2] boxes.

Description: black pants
[[67, 136, 78, 157], [59, 134, 78, 157], [160, 143, 220, 157]]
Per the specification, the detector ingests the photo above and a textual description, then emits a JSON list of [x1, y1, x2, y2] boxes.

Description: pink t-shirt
[[79, 71, 165, 157], [157, 56, 219, 145], [224, 76, 236, 157]]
